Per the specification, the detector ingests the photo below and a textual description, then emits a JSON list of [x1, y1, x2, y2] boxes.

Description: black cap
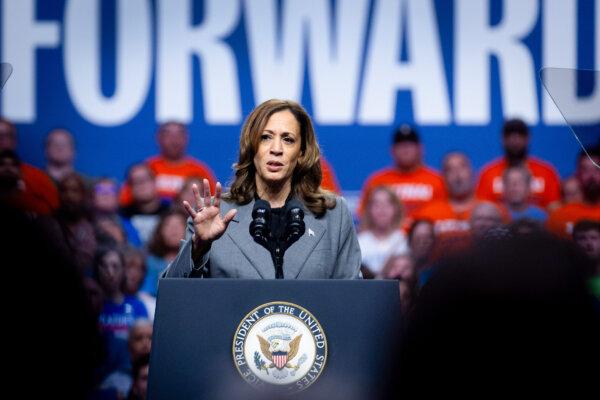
[[502, 118, 529, 136], [393, 124, 420, 144]]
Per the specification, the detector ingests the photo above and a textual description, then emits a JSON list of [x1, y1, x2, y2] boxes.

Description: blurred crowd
[[0, 116, 598, 399]]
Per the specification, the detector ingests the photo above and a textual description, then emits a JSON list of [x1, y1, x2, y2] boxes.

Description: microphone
[[284, 199, 305, 246], [249, 199, 271, 247]]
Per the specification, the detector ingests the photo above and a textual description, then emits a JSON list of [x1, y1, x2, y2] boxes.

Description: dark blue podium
[[148, 279, 401, 400]]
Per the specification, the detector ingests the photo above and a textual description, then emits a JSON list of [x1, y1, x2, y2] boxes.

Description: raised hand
[[182, 179, 237, 256]]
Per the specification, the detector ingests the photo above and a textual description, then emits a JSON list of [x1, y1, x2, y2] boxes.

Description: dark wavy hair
[[224, 99, 335, 217]]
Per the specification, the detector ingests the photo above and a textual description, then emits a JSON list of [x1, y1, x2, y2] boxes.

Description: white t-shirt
[[357, 230, 409, 275]]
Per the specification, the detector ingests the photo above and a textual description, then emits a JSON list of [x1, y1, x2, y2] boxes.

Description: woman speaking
[[163, 99, 361, 279]]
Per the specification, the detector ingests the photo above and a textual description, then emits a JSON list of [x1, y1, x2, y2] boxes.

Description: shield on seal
[[272, 351, 288, 370]]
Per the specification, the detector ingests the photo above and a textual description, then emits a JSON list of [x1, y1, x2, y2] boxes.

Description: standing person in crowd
[[358, 186, 408, 278], [123, 247, 156, 320], [502, 166, 547, 223], [0, 117, 59, 213], [120, 163, 170, 245], [476, 118, 561, 209], [119, 121, 217, 205], [412, 152, 476, 248], [94, 246, 148, 396], [163, 99, 361, 279], [547, 146, 600, 237], [572, 220, 600, 299], [359, 125, 446, 218], [144, 209, 188, 296], [55, 172, 97, 274]]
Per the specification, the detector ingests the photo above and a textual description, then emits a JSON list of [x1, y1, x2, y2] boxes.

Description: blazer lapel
[[225, 201, 274, 278], [284, 205, 326, 278]]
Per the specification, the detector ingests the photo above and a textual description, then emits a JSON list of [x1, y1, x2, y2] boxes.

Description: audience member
[[44, 128, 86, 184], [469, 201, 505, 240], [144, 208, 188, 296], [123, 246, 156, 320], [407, 219, 435, 271], [561, 175, 583, 205], [398, 234, 600, 397], [358, 186, 408, 277], [359, 125, 446, 218], [0, 117, 60, 212], [93, 177, 142, 247], [120, 163, 170, 245], [380, 254, 417, 315], [127, 354, 150, 400], [120, 121, 216, 205], [547, 147, 600, 237], [476, 118, 561, 209], [572, 220, 600, 298], [0, 149, 55, 215], [502, 166, 547, 223], [412, 151, 476, 244], [55, 172, 98, 273]]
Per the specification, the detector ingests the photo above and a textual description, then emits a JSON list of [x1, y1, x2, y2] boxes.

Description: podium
[[148, 279, 401, 399]]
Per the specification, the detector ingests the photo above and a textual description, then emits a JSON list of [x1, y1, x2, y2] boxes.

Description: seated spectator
[[0, 117, 59, 213], [143, 209, 188, 296], [561, 175, 583, 205], [44, 128, 91, 186], [412, 151, 476, 246], [127, 354, 150, 400], [100, 319, 153, 399], [572, 220, 600, 298], [94, 246, 148, 393], [358, 186, 408, 277], [172, 176, 204, 212], [93, 177, 141, 247], [120, 121, 217, 205], [398, 233, 599, 397], [407, 219, 436, 286], [470, 201, 505, 240], [502, 166, 547, 223], [380, 254, 417, 315], [55, 172, 97, 274], [476, 118, 561, 209], [123, 247, 156, 320], [359, 125, 446, 218], [547, 147, 600, 237], [120, 164, 170, 245], [0, 150, 55, 215]]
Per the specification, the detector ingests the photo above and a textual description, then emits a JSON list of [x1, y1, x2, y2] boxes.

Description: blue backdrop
[[1, 0, 598, 196]]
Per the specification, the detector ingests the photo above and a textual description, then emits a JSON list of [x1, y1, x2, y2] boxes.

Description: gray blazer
[[162, 196, 362, 279]]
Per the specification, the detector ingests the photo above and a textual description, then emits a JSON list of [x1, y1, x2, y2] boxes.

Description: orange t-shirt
[[320, 157, 340, 194], [546, 202, 600, 238], [20, 163, 60, 213], [412, 200, 472, 237], [359, 166, 447, 218], [476, 157, 561, 209], [119, 156, 216, 206]]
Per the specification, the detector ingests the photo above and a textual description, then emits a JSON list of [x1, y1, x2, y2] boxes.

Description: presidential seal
[[232, 301, 327, 394]]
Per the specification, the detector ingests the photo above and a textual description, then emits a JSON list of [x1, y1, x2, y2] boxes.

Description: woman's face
[[368, 189, 397, 231], [98, 250, 124, 294], [253, 110, 302, 190], [161, 214, 186, 249]]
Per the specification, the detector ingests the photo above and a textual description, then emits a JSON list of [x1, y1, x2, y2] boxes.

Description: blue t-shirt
[[99, 295, 149, 341], [509, 205, 548, 222], [140, 254, 169, 297]]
